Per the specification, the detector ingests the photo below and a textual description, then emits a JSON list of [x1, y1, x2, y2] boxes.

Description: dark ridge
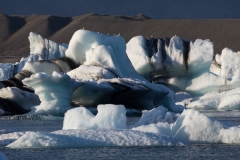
[[0, 13, 11, 42], [0, 97, 29, 115], [14, 70, 32, 81], [6, 77, 24, 87], [8, 16, 26, 36], [182, 39, 191, 71], [163, 37, 170, 47], [0, 14, 26, 43], [116, 13, 151, 21], [146, 37, 158, 58], [0, 70, 34, 92], [110, 83, 147, 110], [47, 16, 72, 34], [51, 57, 79, 71], [160, 38, 169, 64]]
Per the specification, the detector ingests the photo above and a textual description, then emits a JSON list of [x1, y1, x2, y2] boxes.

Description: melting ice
[[1, 29, 240, 149]]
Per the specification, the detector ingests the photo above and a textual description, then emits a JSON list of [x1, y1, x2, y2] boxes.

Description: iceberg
[[22, 72, 82, 116], [126, 36, 213, 79], [63, 104, 127, 130], [133, 109, 240, 144], [6, 129, 185, 148], [130, 106, 179, 128], [28, 32, 66, 60], [65, 29, 145, 80], [6, 105, 240, 148], [187, 87, 240, 110], [215, 48, 240, 80], [0, 87, 40, 114], [126, 35, 240, 99], [0, 32, 67, 81], [2, 29, 240, 115]]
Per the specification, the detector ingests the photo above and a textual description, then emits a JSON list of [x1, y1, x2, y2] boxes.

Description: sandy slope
[[1, 13, 240, 63]]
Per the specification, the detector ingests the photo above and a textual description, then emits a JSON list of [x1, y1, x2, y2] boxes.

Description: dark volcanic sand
[[1, 13, 240, 63]]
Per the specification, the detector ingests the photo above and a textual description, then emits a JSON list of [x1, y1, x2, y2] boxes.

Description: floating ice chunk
[[187, 87, 240, 110], [132, 109, 240, 144], [22, 61, 66, 75], [126, 36, 213, 79], [130, 106, 178, 128], [0, 87, 40, 111], [171, 109, 223, 143], [132, 122, 171, 135], [0, 152, 8, 160], [70, 76, 174, 111], [171, 109, 240, 143], [65, 29, 144, 80], [0, 132, 27, 146], [7, 129, 185, 148], [126, 35, 217, 96], [215, 48, 240, 80], [29, 32, 66, 59], [125, 36, 151, 78], [0, 33, 67, 81], [0, 63, 15, 81], [187, 39, 213, 75], [63, 104, 127, 130], [67, 65, 116, 81], [185, 72, 226, 95], [22, 72, 82, 116]]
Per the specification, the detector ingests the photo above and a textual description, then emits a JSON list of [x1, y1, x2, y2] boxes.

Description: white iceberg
[[0, 32, 67, 81], [0, 87, 40, 111], [126, 36, 213, 80], [187, 87, 240, 110], [6, 129, 185, 148], [6, 105, 240, 148], [130, 106, 178, 128], [133, 109, 240, 144], [63, 104, 127, 130], [22, 71, 82, 116], [65, 29, 144, 80]]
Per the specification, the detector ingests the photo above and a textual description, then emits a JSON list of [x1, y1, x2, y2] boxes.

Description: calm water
[[1, 111, 240, 160]]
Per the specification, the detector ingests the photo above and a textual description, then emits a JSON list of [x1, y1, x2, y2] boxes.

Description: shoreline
[[1, 13, 240, 63]]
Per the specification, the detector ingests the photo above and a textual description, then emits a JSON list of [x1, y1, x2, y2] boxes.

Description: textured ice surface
[[6, 129, 185, 148], [6, 107, 240, 148], [133, 109, 240, 144], [187, 87, 240, 110], [65, 29, 144, 80], [130, 106, 179, 128], [0, 132, 27, 146], [215, 48, 240, 80], [126, 35, 240, 96], [0, 87, 40, 111], [0, 63, 16, 81], [29, 32, 66, 60], [67, 65, 116, 81], [69, 76, 181, 112], [22, 72, 82, 116], [63, 105, 127, 130], [0, 32, 67, 81], [126, 36, 213, 79]]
